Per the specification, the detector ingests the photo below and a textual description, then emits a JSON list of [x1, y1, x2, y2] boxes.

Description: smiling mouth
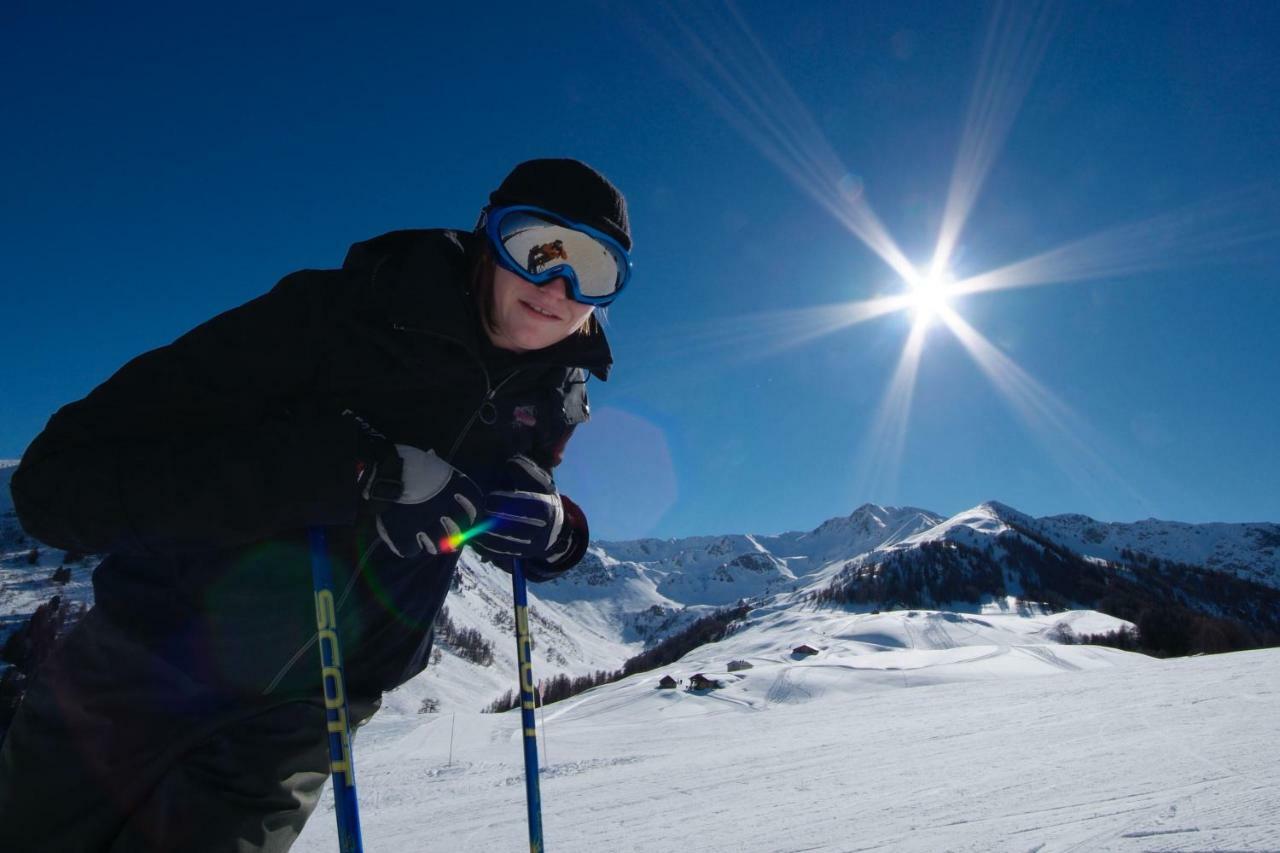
[[520, 300, 563, 321]]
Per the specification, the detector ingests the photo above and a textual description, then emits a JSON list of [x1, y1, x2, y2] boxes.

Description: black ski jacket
[[10, 228, 611, 701]]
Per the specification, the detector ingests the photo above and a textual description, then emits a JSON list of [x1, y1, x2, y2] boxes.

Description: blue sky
[[3, 1, 1278, 539]]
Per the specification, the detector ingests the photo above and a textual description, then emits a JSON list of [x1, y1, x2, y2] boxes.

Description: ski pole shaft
[[309, 526, 365, 853], [512, 559, 545, 852]]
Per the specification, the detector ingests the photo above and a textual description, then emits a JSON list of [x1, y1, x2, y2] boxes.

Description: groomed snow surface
[[295, 607, 1280, 852]]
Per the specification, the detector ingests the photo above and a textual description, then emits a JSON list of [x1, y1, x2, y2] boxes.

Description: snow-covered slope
[[1029, 510, 1280, 588], [296, 609, 1280, 853], [891, 501, 1017, 551], [377, 553, 642, 716], [595, 504, 942, 575], [875, 500, 1280, 591], [549, 505, 943, 614], [771, 502, 943, 563], [517, 505, 942, 652]]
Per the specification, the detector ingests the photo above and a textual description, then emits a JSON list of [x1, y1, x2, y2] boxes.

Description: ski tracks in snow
[[501, 755, 644, 787], [1014, 644, 1083, 672], [918, 613, 958, 650], [765, 666, 812, 707]]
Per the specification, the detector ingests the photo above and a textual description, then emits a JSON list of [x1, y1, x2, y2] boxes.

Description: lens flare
[[440, 517, 498, 554]]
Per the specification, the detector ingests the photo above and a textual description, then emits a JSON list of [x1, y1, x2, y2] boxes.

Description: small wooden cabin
[[793, 644, 820, 656], [689, 673, 723, 690], [657, 675, 679, 689]]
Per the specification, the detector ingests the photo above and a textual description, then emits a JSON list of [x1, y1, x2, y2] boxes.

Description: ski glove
[[366, 445, 484, 559], [470, 455, 578, 579]]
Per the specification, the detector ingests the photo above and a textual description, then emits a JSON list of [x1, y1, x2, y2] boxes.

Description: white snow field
[[295, 608, 1280, 853]]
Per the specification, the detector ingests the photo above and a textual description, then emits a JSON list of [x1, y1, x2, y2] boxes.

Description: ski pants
[[0, 607, 379, 853]]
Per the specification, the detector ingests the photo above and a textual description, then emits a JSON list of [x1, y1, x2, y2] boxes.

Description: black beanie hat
[[489, 158, 631, 251]]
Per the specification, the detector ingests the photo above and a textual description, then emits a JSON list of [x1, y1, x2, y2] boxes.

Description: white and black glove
[[470, 455, 579, 578], [366, 445, 484, 559]]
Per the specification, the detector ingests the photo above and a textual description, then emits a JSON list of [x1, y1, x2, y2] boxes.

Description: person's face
[[486, 264, 595, 353]]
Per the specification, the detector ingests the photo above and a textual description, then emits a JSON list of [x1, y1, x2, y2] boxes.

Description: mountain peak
[[976, 500, 1032, 525], [814, 504, 899, 536], [797, 505, 944, 558], [843, 503, 940, 524]]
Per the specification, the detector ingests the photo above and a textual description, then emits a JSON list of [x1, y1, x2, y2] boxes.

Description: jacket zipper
[[445, 368, 525, 463], [375, 254, 602, 462], [390, 320, 534, 465]]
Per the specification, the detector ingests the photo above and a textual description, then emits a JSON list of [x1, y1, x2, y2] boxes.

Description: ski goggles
[[482, 205, 632, 306]]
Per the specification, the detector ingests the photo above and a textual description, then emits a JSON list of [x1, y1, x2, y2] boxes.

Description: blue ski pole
[[309, 526, 365, 853], [512, 559, 545, 852]]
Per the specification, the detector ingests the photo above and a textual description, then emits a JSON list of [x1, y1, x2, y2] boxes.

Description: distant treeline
[[485, 601, 751, 713], [433, 605, 495, 667], [810, 523, 1280, 659]]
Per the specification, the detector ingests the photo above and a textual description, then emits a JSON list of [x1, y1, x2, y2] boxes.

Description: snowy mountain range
[[582, 500, 1280, 600], [9, 452, 1279, 712], [1027, 506, 1280, 586]]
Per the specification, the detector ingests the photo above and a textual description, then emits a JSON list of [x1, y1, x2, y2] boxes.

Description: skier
[[0, 158, 631, 851]]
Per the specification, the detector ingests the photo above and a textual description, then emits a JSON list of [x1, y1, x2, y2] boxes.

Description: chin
[[495, 321, 560, 352], [519, 330, 567, 351]]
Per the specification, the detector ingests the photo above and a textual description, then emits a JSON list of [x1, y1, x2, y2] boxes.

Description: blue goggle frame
[[482, 204, 632, 306]]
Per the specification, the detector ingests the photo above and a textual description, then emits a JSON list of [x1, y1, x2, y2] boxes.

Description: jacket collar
[[343, 228, 613, 381]]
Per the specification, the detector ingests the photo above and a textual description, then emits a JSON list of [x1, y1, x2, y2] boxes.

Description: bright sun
[[906, 269, 954, 323]]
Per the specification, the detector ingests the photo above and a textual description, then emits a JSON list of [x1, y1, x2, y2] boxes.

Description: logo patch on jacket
[[513, 405, 538, 428]]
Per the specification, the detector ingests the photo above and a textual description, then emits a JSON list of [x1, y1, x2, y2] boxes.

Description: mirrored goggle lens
[[496, 211, 624, 299]]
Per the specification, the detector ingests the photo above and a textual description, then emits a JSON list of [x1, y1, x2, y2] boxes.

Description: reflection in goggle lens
[[497, 211, 624, 299]]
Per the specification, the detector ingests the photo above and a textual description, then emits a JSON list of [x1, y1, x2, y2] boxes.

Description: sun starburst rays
[[937, 307, 1148, 508], [854, 319, 928, 498], [629, 1, 919, 284], [949, 186, 1280, 300], [626, 295, 912, 375], [627, 3, 1279, 503], [933, 0, 1056, 275]]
